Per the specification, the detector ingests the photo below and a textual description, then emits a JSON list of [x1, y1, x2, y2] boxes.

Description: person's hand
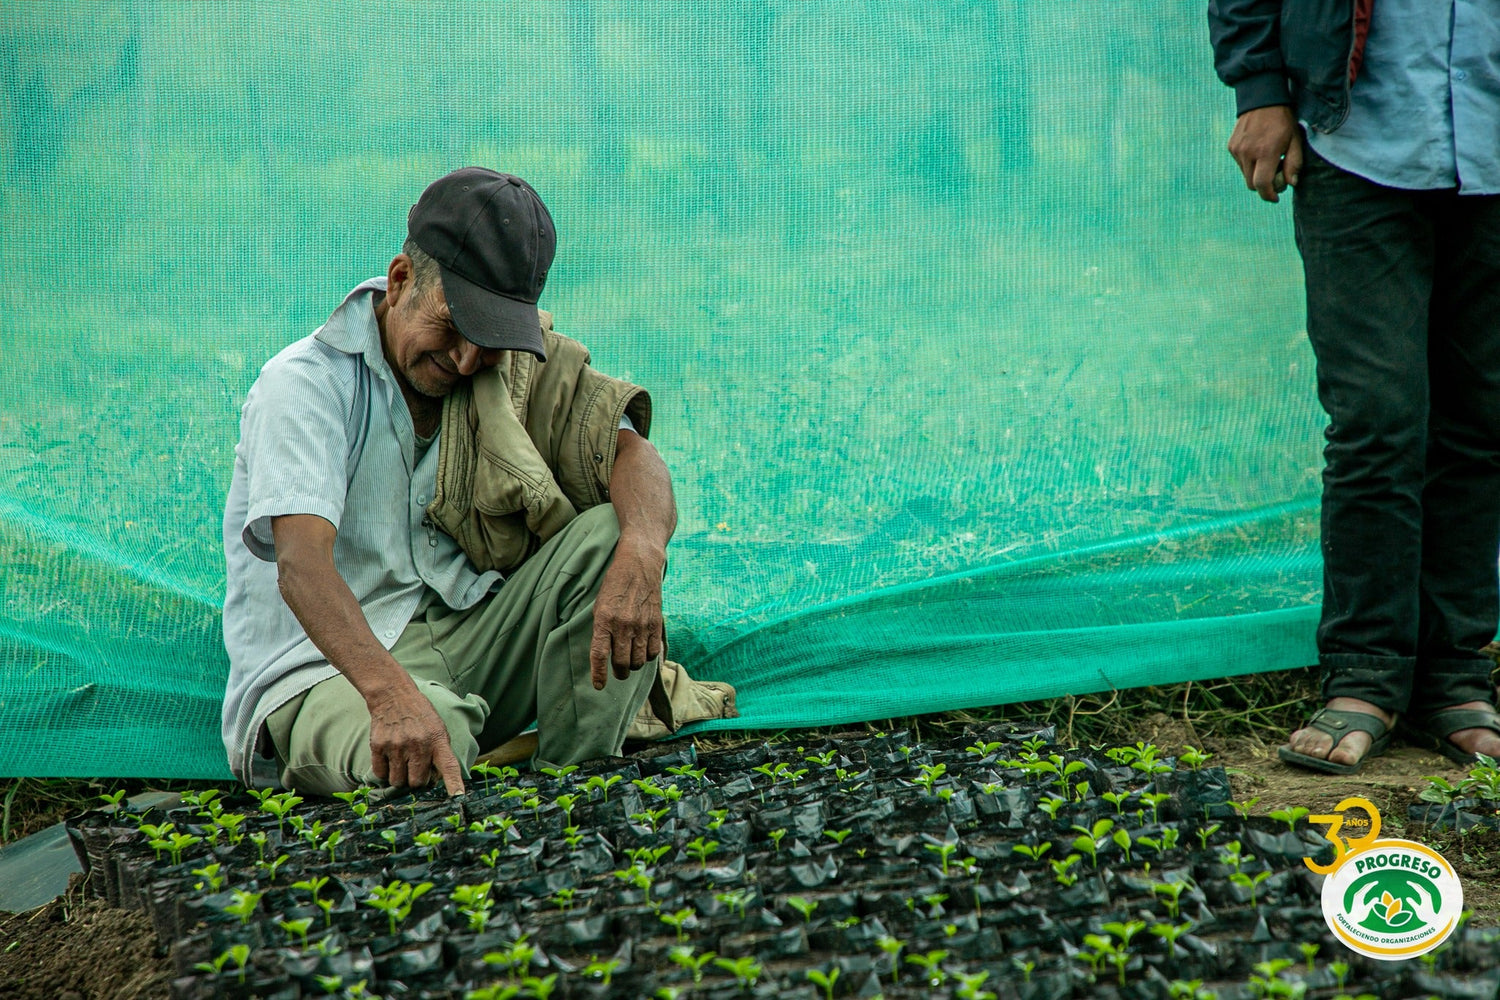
[[366, 686, 466, 796], [1404, 882, 1440, 928], [1228, 105, 1303, 203], [589, 534, 667, 690], [1348, 882, 1384, 924]]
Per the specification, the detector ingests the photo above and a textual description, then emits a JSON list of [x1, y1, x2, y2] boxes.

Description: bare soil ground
[[0, 875, 172, 1000], [1138, 711, 1500, 922]]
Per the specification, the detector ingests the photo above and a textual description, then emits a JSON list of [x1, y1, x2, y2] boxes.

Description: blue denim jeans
[[1293, 147, 1500, 716]]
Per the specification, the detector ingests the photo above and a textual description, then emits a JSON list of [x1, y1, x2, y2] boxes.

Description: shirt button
[[384, 629, 396, 639], [1455, 69, 1468, 81], [417, 495, 429, 505], [429, 536, 438, 547]]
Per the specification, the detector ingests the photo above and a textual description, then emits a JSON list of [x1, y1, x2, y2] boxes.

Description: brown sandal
[[1400, 707, 1500, 767], [1277, 707, 1393, 776]]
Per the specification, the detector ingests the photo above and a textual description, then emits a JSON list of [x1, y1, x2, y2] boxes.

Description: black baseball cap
[[407, 167, 556, 359]]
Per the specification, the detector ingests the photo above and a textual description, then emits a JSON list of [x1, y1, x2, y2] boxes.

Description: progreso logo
[[1304, 797, 1463, 960]]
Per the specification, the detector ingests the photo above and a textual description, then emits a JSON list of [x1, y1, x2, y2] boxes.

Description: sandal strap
[[1306, 707, 1391, 741], [1412, 708, 1500, 740]]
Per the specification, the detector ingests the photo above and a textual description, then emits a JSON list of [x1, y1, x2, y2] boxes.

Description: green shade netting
[[0, 1, 1321, 778]]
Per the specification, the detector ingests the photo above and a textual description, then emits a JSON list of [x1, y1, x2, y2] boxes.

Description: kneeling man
[[222, 168, 676, 796]]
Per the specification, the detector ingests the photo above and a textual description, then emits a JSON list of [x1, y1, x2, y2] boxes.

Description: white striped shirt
[[220, 278, 502, 784]]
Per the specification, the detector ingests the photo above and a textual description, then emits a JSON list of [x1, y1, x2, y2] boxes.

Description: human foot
[[1278, 698, 1395, 774], [1402, 702, 1500, 766]]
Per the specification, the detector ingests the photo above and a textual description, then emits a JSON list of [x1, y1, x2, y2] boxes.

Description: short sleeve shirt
[[220, 278, 502, 783]]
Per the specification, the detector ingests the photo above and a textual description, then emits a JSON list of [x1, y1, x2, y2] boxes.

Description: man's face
[[383, 275, 501, 399]]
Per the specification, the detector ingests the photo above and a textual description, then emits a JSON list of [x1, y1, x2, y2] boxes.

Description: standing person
[[221, 168, 682, 796], [1208, 1, 1500, 773]]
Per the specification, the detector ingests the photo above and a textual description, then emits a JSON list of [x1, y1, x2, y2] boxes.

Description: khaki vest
[[426, 312, 736, 740]]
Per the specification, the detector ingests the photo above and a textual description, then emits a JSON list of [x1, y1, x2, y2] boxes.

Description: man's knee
[[554, 505, 623, 591], [274, 677, 372, 794], [279, 758, 367, 797], [276, 676, 485, 796], [422, 681, 486, 772], [572, 504, 622, 545], [1323, 405, 1426, 485], [537, 654, 659, 768]]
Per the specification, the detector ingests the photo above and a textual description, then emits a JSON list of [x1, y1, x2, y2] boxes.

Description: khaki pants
[[265, 505, 657, 795]]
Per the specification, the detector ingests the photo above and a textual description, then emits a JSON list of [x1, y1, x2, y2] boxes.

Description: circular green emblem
[[1321, 839, 1462, 960], [1341, 868, 1440, 933]]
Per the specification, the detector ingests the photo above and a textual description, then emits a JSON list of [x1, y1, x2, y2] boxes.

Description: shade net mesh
[[0, 0, 1320, 777]]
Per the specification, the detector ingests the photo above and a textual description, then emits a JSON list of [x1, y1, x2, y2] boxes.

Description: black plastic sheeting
[[67, 727, 1500, 1000]]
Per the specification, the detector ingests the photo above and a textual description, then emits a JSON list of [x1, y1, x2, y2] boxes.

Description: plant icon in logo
[[1343, 872, 1441, 935], [1380, 892, 1405, 926]]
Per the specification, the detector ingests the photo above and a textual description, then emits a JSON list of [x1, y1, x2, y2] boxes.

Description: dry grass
[[0, 778, 194, 843], [690, 669, 1320, 753]]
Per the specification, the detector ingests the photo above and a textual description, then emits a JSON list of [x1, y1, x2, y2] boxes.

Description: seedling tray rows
[[67, 727, 1500, 999]]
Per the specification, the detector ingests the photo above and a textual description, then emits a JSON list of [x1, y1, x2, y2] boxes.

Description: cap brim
[[440, 264, 548, 360]]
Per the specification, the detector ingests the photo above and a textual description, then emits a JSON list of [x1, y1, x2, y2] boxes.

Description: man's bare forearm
[[271, 513, 421, 708], [610, 429, 677, 557], [587, 429, 677, 685], [276, 551, 412, 702], [271, 512, 463, 792]]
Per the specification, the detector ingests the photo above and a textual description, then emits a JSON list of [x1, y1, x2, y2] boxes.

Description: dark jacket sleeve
[[1208, 0, 1292, 115]]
